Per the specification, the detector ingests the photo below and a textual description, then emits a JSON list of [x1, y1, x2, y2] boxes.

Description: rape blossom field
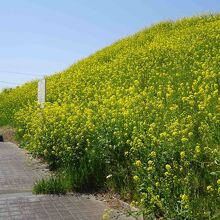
[[0, 14, 219, 219]]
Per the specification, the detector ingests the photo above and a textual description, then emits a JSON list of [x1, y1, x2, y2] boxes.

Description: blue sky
[[0, 0, 220, 90]]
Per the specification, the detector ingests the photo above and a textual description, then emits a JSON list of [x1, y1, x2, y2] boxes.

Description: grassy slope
[[0, 14, 220, 218]]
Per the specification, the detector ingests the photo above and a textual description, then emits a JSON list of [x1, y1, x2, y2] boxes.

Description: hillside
[[0, 14, 220, 219]]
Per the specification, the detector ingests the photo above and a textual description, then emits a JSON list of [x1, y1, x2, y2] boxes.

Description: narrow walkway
[[0, 142, 134, 220]]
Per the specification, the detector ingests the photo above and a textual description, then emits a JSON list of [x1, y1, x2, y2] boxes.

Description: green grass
[[33, 176, 68, 194]]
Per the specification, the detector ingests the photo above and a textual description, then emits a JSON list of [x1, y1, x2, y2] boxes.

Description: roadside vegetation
[[0, 14, 220, 219]]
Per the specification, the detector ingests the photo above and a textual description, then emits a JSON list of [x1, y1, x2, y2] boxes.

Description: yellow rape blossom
[[133, 175, 139, 182], [165, 164, 171, 171], [135, 160, 142, 167]]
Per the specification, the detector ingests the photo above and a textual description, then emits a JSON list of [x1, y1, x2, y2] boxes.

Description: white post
[[38, 78, 46, 109]]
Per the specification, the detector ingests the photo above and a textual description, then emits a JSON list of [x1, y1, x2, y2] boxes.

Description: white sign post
[[38, 78, 46, 109]]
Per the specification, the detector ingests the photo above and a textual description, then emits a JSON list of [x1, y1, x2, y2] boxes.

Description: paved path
[[0, 142, 48, 194], [0, 142, 134, 220]]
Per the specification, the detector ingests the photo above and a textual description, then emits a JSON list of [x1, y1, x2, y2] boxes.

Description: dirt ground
[[0, 126, 17, 143]]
